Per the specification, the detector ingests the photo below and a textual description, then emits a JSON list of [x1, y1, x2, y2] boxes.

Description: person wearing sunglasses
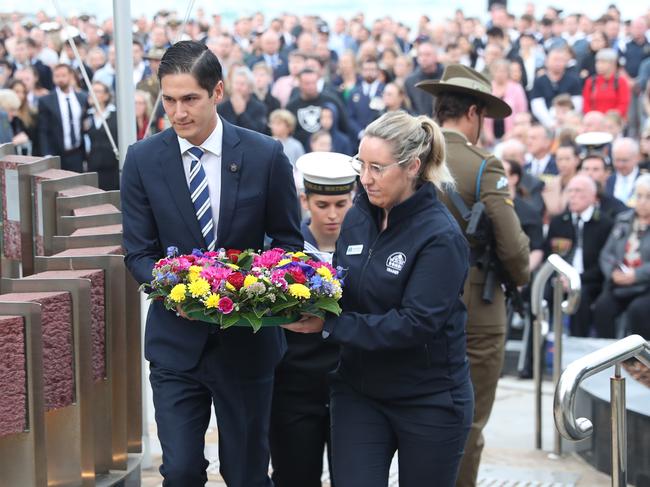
[[283, 110, 473, 487]]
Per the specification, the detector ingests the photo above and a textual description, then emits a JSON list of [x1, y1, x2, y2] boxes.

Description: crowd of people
[[2, 4, 650, 487], [1, 3, 648, 336]]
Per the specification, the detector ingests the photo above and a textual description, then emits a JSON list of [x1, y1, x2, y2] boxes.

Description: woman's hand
[[176, 305, 194, 320], [281, 314, 325, 334], [612, 269, 636, 286]]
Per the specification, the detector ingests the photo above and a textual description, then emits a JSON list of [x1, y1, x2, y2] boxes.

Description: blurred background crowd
[[0, 3, 649, 342]]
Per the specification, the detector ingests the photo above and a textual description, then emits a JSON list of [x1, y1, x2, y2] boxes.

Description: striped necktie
[[187, 146, 216, 251]]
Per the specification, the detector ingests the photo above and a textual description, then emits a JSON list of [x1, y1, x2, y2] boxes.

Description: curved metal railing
[[554, 335, 650, 487], [530, 254, 582, 453]]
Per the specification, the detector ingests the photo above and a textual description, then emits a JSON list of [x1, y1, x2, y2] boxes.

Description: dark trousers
[[330, 377, 473, 487], [60, 147, 85, 173], [149, 335, 274, 487], [569, 282, 602, 337], [456, 332, 504, 487], [592, 287, 650, 339], [270, 375, 333, 487]]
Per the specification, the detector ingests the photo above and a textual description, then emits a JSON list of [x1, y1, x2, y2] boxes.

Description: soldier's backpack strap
[[475, 158, 489, 202], [447, 189, 472, 221]]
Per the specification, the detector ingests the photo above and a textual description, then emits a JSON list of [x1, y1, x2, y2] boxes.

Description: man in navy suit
[[524, 123, 558, 177], [346, 58, 385, 144], [605, 137, 644, 206], [37, 64, 88, 172], [246, 30, 289, 81], [121, 41, 303, 487]]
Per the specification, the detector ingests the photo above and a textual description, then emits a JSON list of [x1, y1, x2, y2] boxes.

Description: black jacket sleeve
[[324, 232, 468, 350]]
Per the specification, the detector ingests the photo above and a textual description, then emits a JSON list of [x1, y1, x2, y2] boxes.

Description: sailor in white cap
[[269, 151, 356, 487], [294, 151, 357, 263]]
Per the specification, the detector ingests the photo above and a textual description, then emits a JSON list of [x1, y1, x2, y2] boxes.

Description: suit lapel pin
[[229, 163, 239, 173]]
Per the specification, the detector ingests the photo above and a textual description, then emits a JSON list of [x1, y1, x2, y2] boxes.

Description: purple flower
[[166, 246, 179, 257]]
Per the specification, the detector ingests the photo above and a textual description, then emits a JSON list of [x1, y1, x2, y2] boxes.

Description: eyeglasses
[[349, 154, 411, 177]]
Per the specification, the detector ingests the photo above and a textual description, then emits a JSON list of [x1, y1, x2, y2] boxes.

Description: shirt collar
[[177, 117, 223, 158], [619, 166, 639, 182], [574, 205, 595, 223], [55, 86, 74, 98]]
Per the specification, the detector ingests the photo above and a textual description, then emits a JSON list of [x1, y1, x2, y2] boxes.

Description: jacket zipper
[[355, 230, 382, 394], [356, 232, 382, 305]]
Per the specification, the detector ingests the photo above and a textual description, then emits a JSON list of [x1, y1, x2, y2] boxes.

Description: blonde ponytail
[[364, 111, 455, 191]]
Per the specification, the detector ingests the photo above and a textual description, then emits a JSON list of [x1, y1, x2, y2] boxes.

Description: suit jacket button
[[229, 163, 239, 173]]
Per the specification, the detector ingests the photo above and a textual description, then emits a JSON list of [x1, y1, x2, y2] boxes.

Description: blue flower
[[297, 262, 316, 278], [165, 272, 179, 285], [166, 246, 179, 257], [309, 274, 324, 289], [192, 248, 204, 257]]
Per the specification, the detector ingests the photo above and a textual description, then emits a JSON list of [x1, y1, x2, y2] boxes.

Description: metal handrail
[[531, 254, 581, 317], [555, 335, 650, 439], [554, 335, 650, 487], [531, 254, 582, 454]]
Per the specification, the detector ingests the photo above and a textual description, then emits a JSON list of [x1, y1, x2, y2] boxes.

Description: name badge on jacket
[[346, 244, 364, 255]]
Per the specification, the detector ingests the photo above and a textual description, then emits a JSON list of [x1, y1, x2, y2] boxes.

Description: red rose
[[219, 297, 234, 314], [287, 268, 306, 284], [226, 249, 242, 263], [227, 272, 245, 290]]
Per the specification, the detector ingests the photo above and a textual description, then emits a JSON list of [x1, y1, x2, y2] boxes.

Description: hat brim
[[416, 80, 512, 119]]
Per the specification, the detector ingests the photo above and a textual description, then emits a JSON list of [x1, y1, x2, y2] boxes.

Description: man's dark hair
[[158, 40, 223, 93], [434, 92, 487, 125], [581, 152, 608, 168], [486, 26, 505, 40], [557, 142, 580, 157], [53, 63, 74, 74], [298, 68, 318, 78]]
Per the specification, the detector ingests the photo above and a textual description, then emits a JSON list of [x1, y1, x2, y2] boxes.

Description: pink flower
[[200, 266, 232, 281], [154, 258, 171, 269], [218, 297, 234, 314], [173, 257, 192, 271], [271, 270, 289, 290], [253, 248, 286, 268]]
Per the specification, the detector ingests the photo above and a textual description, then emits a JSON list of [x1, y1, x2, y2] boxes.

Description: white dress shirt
[[526, 153, 552, 176], [55, 87, 83, 151], [177, 119, 223, 242], [571, 205, 595, 274], [133, 61, 146, 86], [613, 167, 639, 204]]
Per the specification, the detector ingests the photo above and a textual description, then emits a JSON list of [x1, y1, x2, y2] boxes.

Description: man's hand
[[12, 132, 28, 145], [281, 314, 325, 334], [612, 269, 636, 286]]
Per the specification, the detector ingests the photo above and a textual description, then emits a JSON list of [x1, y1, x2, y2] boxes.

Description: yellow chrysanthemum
[[226, 282, 236, 292], [244, 275, 258, 287], [169, 284, 187, 303], [289, 283, 311, 299], [204, 293, 221, 309], [188, 278, 211, 298], [188, 265, 203, 282], [276, 258, 292, 267], [290, 251, 308, 259], [317, 267, 333, 281]]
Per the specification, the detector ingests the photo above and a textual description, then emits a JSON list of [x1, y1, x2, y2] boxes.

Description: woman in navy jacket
[[284, 111, 473, 486]]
